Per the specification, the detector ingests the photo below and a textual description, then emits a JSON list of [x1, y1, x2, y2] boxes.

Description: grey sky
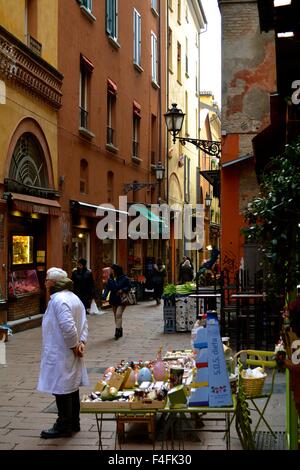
[[200, 0, 221, 107]]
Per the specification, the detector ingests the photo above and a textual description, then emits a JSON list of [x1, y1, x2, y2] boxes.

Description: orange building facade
[[57, 1, 167, 290]]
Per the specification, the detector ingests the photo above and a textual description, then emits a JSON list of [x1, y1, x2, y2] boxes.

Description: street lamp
[[205, 193, 212, 208], [153, 161, 165, 181], [153, 161, 165, 202], [164, 103, 185, 144], [164, 103, 221, 158]]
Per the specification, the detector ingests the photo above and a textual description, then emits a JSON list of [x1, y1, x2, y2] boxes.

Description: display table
[[160, 396, 236, 450], [80, 397, 236, 450]]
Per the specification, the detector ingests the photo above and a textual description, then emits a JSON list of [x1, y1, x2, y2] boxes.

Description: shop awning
[[199, 170, 220, 198], [128, 204, 169, 236], [130, 204, 162, 223], [221, 153, 253, 168], [70, 200, 129, 216], [4, 192, 61, 216]]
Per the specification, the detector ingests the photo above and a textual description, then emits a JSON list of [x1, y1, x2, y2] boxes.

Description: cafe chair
[[233, 349, 277, 438]]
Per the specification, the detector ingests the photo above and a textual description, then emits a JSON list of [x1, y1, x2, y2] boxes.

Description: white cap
[[46, 267, 68, 281]]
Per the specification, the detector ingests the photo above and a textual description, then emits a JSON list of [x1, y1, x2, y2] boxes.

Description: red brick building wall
[[218, 0, 276, 280]]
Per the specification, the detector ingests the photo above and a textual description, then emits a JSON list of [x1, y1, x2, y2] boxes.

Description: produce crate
[[164, 316, 176, 333], [163, 305, 176, 318], [163, 296, 176, 307], [130, 399, 166, 410]]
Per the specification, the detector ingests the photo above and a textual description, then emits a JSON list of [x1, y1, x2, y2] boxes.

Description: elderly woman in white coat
[[38, 268, 89, 439]]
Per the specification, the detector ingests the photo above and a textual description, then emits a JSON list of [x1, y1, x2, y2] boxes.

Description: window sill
[[185, 72, 189, 79], [168, 67, 174, 74], [80, 5, 96, 22], [151, 80, 160, 90], [79, 127, 95, 139], [134, 62, 144, 73], [106, 143, 119, 153], [151, 7, 159, 17], [107, 35, 120, 49], [132, 156, 142, 164], [177, 79, 182, 86]]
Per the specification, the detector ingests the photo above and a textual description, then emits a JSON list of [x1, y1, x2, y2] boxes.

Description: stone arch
[[5, 117, 54, 188], [169, 172, 183, 204]]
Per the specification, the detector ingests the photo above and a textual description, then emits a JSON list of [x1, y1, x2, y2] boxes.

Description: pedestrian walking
[[71, 258, 95, 314], [178, 256, 194, 283], [102, 264, 130, 340], [152, 259, 167, 305], [37, 267, 89, 439]]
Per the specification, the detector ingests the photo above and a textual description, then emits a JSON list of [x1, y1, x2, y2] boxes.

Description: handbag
[[121, 288, 136, 305]]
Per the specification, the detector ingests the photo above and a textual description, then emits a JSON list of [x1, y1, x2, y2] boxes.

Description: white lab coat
[[37, 290, 89, 395]]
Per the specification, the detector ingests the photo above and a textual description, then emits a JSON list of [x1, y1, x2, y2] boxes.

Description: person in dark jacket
[[178, 256, 194, 283], [102, 264, 130, 340], [152, 259, 167, 305], [71, 259, 95, 314]]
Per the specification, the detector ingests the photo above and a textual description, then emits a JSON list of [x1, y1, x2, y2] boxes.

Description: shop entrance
[[8, 212, 47, 321], [72, 228, 90, 269]]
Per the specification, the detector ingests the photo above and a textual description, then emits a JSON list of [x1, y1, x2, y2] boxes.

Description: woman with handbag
[[102, 264, 130, 340]]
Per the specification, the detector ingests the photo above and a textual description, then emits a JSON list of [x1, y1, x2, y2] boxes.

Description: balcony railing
[[107, 126, 114, 145], [79, 107, 88, 129], [132, 140, 139, 158], [0, 25, 63, 109]]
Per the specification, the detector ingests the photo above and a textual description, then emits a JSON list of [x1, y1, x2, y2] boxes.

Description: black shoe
[[40, 427, 72, 439], [72, 425, 81, 433], [114, 328, 122, 340]]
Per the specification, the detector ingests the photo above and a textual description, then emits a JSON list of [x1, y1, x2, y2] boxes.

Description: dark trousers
[[54, 389, 80, 432]]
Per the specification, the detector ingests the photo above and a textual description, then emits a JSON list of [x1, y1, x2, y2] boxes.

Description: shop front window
[[9, 269, 40, 297], [12, 235, 33, 265]]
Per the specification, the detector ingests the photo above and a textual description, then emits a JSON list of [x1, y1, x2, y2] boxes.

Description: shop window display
[[9, 269, 41, 297], [12, 235, 33, 265]]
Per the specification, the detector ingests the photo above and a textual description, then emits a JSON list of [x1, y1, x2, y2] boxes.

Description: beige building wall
[[167, 0, 206, 270], [0, 0, 59, 186], [199, 93, 221, 260]]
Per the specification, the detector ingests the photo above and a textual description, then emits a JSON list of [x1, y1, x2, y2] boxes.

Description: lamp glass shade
[[205, 194, 212, 207], [155, 162, 165, 181], [164, 103, 185, 133]]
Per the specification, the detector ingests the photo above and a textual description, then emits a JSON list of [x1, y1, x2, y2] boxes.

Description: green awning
[[128, 204, 169, 237]]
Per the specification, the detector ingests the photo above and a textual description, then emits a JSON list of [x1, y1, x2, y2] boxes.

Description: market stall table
[[80, 405, 161, 450], [80, 396, 236, 450], [160, 397, 236, 450]]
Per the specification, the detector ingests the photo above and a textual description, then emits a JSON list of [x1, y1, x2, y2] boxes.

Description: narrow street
[[0, 301, 285, 451]]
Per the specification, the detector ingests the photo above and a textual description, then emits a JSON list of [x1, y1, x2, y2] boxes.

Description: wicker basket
[[240, 370, 267, 397]]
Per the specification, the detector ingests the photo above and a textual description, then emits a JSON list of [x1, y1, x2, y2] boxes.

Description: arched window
[[80, 159, 89, 194], [107, 171, 114, 203], [9, 133, 49, 188]]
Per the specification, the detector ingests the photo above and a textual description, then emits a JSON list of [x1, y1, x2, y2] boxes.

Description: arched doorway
[[4, 123, 60, 329], [9, 133, 49, 188]]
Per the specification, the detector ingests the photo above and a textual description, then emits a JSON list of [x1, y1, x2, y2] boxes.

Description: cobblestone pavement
[[0, 300, 285, 450]]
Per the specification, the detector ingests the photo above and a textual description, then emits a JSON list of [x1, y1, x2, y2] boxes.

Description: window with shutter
[[133, 9, 141, 66], [106, 0, 118, 41]]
